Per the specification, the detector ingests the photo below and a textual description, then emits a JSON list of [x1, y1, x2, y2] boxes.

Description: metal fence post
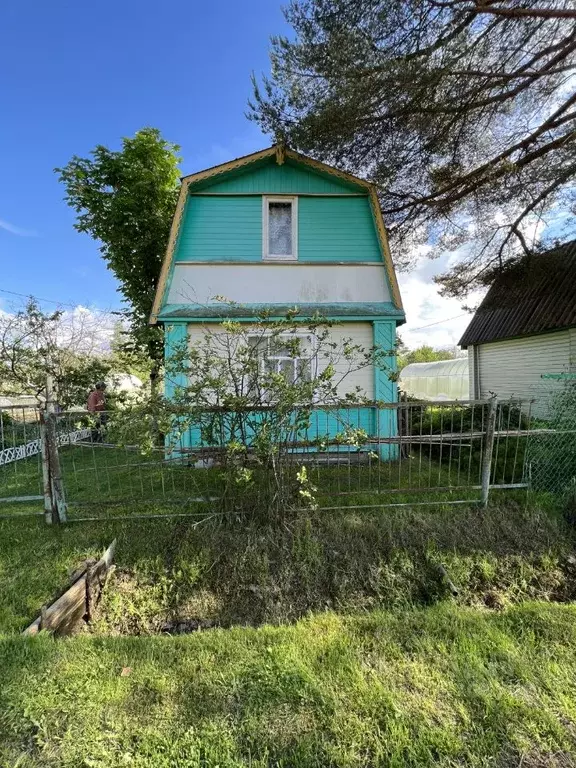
[[481, 396, 498, 507]]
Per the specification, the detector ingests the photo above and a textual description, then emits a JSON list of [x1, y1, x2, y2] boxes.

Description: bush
[[403, 402, 530, 485]]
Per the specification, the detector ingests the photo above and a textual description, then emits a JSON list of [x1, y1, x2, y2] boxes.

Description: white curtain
[[268, 202, 292, 255]]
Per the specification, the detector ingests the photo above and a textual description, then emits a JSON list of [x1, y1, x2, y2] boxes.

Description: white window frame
[[262, 195, 298, 261], [247, 332, 318, 396]]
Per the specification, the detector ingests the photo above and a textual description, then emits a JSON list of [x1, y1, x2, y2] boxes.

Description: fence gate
[[0, 405, 89, 522]]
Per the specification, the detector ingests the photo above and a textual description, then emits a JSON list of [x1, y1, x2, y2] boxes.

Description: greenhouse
[[399, 357, 469, 401]]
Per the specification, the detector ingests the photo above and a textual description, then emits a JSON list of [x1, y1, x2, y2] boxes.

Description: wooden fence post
[[39, 412, 53, 525], [481, 396, 498, 508], [45, 412, 67, 524], [43, 371, 67, 524]]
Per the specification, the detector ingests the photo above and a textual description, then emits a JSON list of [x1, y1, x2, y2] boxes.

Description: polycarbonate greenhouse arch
[[399, 357, 469, 401]]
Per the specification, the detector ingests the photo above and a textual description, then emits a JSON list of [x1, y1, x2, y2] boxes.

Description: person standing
[[87, 382, 107, 442]]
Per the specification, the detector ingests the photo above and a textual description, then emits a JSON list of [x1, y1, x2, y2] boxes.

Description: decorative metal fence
[[2, 394, 574, 523], [0, 405, 43, 505]]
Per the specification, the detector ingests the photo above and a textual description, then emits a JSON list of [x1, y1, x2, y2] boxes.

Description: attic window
[[263, 196, 298, 260]]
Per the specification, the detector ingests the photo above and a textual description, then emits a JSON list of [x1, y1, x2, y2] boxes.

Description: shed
[[459, 241, 576, 408]]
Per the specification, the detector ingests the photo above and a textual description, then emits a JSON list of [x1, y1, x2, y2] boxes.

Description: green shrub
[[403, 402, 530, 484]]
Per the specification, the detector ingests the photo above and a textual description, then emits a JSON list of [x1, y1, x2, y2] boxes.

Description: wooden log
[[437, 563, 459, 597], [23, 539, 116, 636]]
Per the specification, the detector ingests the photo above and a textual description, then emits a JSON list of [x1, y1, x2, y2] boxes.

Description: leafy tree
[[398, 344, 456, 370], [0, 300, 112, 409], [251, 0, 576, 296], [113, 311, 396, 524], [56, 128, 181, 381], [109, 320, 155, 384]]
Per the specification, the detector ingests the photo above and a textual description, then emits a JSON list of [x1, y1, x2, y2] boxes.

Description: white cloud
[[0, 302, 117, 356], [398, 248, 485, 350], [0, 218, 38, 237]]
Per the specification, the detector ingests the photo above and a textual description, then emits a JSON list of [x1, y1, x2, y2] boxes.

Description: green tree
[[113, 311, 396, 523], [0, 300, 112, 409], [398, 344, 456, 371], [251, 0, 576, 296], [109, 320, 155, 384], [56, 128, 181, 382]]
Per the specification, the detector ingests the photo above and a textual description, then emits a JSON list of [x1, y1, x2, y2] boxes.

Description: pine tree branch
[[472, 4, 576, 21]]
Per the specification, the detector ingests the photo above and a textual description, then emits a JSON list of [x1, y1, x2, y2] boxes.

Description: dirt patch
[[86, 549, 576, 636]]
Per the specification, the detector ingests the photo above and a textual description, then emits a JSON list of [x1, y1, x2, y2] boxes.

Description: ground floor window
[[248, 334, 315, 389]]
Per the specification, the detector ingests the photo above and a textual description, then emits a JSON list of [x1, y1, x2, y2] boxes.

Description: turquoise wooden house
[[150, 145, 405, 457]]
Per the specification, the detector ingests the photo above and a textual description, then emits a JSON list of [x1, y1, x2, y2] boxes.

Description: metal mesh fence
[[3, 393, 574, 521], [525, 376, 576, 494], [49, 399, 532, 518], [0, 405, 43, 503]]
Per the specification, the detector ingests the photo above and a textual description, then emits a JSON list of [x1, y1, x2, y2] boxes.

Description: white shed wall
[[187, 322, 375, 399], [474, 330, 573, 405]]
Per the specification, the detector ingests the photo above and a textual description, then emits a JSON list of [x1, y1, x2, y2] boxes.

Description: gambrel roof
[[149, 144, 403, 323]]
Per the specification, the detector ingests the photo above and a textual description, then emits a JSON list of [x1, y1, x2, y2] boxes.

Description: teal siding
[[373, 320, 399, 459], [163, 155, 402, 461], [164, 323, 202, 454], [174, 194, 382, 264], [170, 320, 401, 462], [175, 196, 261, 262], [164, 323, 188, 398], [299, 197, 380, 262], [176, 406, 386, 453], [193, 158, 362, 195]]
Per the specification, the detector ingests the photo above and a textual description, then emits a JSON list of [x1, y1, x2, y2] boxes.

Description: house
[[459, 241, 576, 409], [150, 144, 405, 456]]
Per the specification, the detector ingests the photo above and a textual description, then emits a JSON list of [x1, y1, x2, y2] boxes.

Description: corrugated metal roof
[[459, 241, 576, 347]]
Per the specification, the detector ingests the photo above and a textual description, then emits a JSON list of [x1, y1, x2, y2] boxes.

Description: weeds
[[1, 497, 571, 637]]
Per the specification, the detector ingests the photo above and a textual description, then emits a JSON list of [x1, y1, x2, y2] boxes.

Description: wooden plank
[[45, 412, 67, 523], [23, 539, 116, 637]]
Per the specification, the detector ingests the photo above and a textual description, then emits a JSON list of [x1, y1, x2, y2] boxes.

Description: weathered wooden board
[[23, 539, 116, 636]]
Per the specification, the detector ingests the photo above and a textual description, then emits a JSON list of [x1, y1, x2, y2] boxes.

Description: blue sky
[[0, 0, 285, 310], [3, 2, 560, 349]]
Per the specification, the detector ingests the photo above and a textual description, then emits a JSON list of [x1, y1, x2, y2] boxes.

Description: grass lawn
[[1, 476, 576, 765], [2, 603, 576, 766]]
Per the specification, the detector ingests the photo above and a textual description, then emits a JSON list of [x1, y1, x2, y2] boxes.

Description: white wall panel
[[475, 331, 571, 409], [167, 264, 390, 305], [187, 322, 375, 399]]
